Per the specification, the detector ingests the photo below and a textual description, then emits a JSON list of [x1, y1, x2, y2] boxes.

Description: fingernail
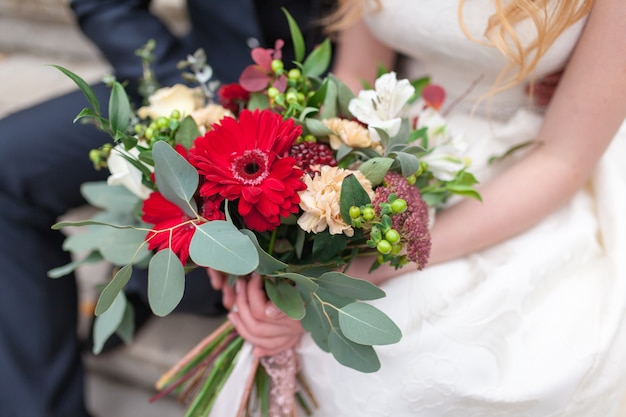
[[235, 280, 242, 294], [228, 313, 238, 326], [266, 305, 281, 318]]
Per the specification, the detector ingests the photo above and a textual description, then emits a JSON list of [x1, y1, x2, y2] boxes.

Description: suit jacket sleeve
[[70, 0, 188, 91]]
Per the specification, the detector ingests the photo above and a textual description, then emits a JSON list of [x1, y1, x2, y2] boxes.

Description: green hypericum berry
[[285, 91, 298, 103], [267, 87, 280, 99], [406, 174, 417, 185], [134, 124, 145, 135], [156, 116, 169, 129], [144, 127, 155, 140], [390, 198, 408, 213], [271, 59, 284, 74], [287, 68, 301, 81], [349, 206, 361, 219], [170, 109, 181, 120], [391, 243, 403, 255], [362, 207, 376, 221], [385, 229, 401, 244], [377, 240, 392, 255]]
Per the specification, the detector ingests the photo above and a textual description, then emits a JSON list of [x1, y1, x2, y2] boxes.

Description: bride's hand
[[207, 268, 236, 310], [228, 273, 304, 357]]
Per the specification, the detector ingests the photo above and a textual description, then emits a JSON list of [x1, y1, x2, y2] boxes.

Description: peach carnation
[[323, 118, 374, 150], [298, 165, 375, 237]]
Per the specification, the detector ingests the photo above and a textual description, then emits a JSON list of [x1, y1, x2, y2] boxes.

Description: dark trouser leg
[[0, 85, 111, 417]]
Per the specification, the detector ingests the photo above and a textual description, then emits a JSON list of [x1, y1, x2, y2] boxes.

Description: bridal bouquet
[[50, 10, 479, 417]]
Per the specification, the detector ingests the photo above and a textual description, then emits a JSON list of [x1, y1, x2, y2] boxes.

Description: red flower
[[217, 83, 250, 115], [141, 192, 199, 263], [189, 109, 306, 232]]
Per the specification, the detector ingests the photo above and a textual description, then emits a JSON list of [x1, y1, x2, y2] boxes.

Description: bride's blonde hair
[[325, 0, 593, 91]]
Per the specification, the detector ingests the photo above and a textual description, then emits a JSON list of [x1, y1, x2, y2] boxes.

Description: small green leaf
[[94, 264, 133, 316], [358, 157, 394, 186], [109, 81, 131, 135], [148, 249, 185, 316], [328, 330, 381, 373], [304, 118, 334, 136], [389, 151, 421, 177], [282, 8, 305, 63], [93, 291, 127, 354], [175, 115, 202, 149], [338, 302, 402, 345], [265, 278, 305, 320], [189, 221, 258, 275], [315, 271, 386, 301], [320, 77, 337, 119], [331, 74, 356, 117], [302, 38, 332, 79], [50, 65, 101, 114], [152, 141, 199, 217], [340, 174, 372, 224]]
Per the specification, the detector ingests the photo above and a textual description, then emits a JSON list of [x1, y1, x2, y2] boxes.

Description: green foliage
[[148, 249, 185, 316], [152, 141, 199, 217]]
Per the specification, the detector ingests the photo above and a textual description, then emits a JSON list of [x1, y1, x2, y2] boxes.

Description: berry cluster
[[289, 140, 337, 176]]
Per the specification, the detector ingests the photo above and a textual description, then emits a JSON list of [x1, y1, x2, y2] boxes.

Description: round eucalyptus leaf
[[148, 249, 185, 317], [338, 302, 402, 346]]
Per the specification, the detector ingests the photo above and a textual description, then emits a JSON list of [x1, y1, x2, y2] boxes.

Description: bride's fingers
[[229, 312, 301, 356], [206, 268, 236, 309]]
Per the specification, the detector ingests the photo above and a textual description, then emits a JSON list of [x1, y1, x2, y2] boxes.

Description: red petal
[[422, 84, 446, 110], [239, 65, 271, 92]]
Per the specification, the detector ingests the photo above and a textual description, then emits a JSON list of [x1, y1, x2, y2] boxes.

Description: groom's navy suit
[[0, 1, 331, 416]]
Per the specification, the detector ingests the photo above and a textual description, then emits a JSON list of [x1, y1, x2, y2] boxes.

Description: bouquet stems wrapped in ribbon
[[50, 9, 480, 417]]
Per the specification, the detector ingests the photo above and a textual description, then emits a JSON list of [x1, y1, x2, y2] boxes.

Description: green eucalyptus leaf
[[94, 264, 133, 316], [282, 8, 305, 63], [148, 249, 185, 317], [315, 271, 386, 301], [239, 229, 287, 275], [98, 227, 151, 265], [302, 38, 332, 79], [51, 219, 140, 230], [358, 157, 394, 186], [338, 302, 402, 345], [50, 65, 101, 114], [62, 227, 109, 253], [152, 140, 199, 217], [189, 221, 258, 275], [271, 272, 319, 292], [109, 81, 131, 135], [47, 251, 105, 279], [340, 174, 372, 224], [265, 278, 305, 320], [247, 92, 270, 110], [115, 301, 136, 345], [93, 292, 127, 354], [80, 182, 141, 213], [328, 330, 381, 373], [175, 115, 202, 149], [300, 294, 333, 352]]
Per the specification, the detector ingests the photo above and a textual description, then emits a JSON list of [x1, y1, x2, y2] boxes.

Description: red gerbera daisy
[[189, 109, 306, 232], [142, 192, 198, 263], [217, 83, 251, 115]]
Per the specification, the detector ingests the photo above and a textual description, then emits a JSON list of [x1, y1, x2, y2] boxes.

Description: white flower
[[137, 84, 204, 120], [416, 108, 470, 181], [348, 72, 415, 143], [106, 145, 153, 199]]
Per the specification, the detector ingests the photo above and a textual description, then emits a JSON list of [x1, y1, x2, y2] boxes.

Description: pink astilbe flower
[[372, 172, 431, 269]]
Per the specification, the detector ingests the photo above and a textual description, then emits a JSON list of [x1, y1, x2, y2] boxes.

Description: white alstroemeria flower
[[348, 72, 415, 143], [137, 84, 204, 120], [107, 145, 153, 199], [421, 142, 468, 181], [415, 106, 448, 146]]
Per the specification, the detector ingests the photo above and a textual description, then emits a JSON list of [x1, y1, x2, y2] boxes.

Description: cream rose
[[137, 84, 204, 120]]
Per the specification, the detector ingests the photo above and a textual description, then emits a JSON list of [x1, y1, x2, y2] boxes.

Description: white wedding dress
[[211, 1, 626, 416], [296, 1, 626, 416]]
